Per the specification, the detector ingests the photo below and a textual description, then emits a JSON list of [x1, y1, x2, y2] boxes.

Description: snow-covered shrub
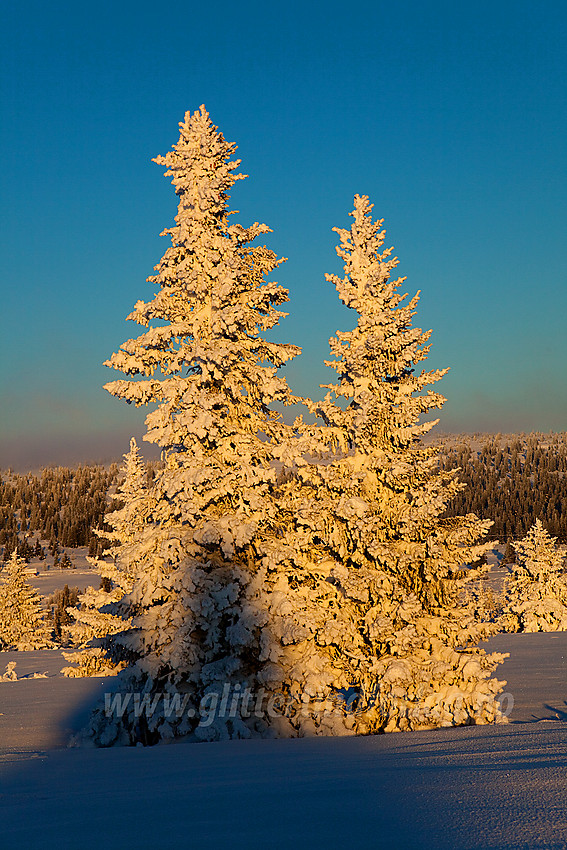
[[0, 662, 18, 681], [61, 648, 127, 678], [0, 551, 53, 649], [499, 519, 567, 632]]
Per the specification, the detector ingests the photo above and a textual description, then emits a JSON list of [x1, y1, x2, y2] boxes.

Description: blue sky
[[1, 0, 566, 469]]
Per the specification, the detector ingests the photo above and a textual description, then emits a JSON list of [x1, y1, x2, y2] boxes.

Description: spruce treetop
[[318, 194, 447, 451], [85, 437, 151, 596], [102, 438, 150, 553], [300, 195, 485, 584], [104, 105, 299, 454]]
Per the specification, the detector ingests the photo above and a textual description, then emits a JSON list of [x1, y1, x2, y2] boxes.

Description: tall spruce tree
[[87, 106, 300, 744], [500, 519, 567, 632], [262, 196, 507, 733], [0, 551, 52, 649]]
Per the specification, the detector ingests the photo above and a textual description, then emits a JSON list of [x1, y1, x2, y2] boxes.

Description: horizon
[[3, 427, 567, 476], [1, 0, 566, 470]]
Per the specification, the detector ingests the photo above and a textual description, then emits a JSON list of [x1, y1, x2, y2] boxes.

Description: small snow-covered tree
[[86, 106, 300, 744], [258, 196, 507, 734], [0, 551, 52, 649], [500, 519, 567, 632], [62, 438, 149, 677]]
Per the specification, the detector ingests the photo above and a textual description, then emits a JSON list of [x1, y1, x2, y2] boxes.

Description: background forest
[[440, 433, 567, 542], [2, 431, 567, 567]]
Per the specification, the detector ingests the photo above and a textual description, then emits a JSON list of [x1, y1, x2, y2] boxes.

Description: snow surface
[[484, 633, 567, 722], [29, 569, 99, 598], [0, 651, 111, 750], [1, 724, 567, 850], [1, 635, 567, 848]]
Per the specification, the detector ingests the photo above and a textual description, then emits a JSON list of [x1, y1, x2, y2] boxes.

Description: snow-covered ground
[[29, 569, 99, 598], [0, 651, 110, 751], [1, 544, 98, 599], [1, 634, 567, 849], [2, 723, 566, 850]]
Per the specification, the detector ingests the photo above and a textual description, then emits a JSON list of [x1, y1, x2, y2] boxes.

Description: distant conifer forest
[[1, 432, 567, 566], [0, 464, 118, 565], [441, 433, 567, 542]]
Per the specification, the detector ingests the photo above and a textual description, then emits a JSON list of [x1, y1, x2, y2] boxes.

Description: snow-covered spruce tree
[[0, 551, 53, 649], [500, 519, 567, 632], [62, 438, 149, 677], [86, 106, 300, 745], [260, 196, 507, 733]]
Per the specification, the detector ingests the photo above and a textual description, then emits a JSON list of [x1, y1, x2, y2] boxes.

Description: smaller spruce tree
[[500, 519, 567, 632], [260, 195, 507, 734], [0, 551, 52, 649], [62, 439, 148, 677]]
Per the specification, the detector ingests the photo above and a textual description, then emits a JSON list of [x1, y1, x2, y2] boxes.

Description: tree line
[[441, 433, 567, 543], [0, 464, 118, 564], [5, 433, 567, 568]]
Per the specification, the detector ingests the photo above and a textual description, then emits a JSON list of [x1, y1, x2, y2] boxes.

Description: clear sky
[[1, 0, 566, 470]]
